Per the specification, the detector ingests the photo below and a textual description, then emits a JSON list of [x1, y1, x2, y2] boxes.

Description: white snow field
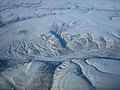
[[0, 0, 120, 90]]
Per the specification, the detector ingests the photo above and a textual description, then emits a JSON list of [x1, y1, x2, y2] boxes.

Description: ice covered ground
[[0, 0, 120, 90]]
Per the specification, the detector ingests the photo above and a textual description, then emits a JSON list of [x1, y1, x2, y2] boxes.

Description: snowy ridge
[[0, 22, 120, 58], [0, 0, 120, 90]]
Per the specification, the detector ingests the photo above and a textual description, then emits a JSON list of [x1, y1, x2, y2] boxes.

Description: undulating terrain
[[0, 0, 120, 90]]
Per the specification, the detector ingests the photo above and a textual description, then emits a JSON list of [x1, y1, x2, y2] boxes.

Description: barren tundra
[[0, 0, 120, 90]]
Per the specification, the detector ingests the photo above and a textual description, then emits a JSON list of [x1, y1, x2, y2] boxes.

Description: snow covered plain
[[0, 0, 120, 90]]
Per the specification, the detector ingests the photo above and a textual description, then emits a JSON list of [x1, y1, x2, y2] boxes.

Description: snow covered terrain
[[0, 0, 120, 90]]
